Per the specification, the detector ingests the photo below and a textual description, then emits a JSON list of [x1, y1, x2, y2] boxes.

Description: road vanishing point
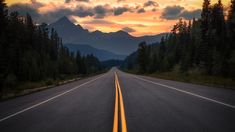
[[0, 68, 235, 132]]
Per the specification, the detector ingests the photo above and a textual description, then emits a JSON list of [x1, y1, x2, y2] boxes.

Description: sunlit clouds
[[6, 0, 231, 36]]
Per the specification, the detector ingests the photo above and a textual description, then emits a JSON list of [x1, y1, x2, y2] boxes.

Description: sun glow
[[6, 0, 232, 36]]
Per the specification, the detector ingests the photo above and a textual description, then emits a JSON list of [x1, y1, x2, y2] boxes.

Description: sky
[[6, 0, 231, 36]]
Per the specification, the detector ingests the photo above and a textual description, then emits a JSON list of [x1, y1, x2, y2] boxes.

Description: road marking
[[116, 74, 128, 132], [114, 72, 128, 132], [113, 75, 119, 132], [0, 74, 106, 122], [133, 75, 235, 109]]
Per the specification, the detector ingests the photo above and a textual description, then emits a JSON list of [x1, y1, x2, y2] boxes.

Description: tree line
[[123, 0, 235, 78], [0, 0, 103, 93]]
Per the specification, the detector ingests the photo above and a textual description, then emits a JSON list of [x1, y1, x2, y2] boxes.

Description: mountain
[[64, 44, 126, 61], [49, 16, 167, 55]]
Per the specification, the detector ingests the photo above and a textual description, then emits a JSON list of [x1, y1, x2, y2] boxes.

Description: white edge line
[[133, 75, 235, 109], [0, 74, 106, 122]]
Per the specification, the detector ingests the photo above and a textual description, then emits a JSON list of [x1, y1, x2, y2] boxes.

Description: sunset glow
[[6, 0, 231, 36]]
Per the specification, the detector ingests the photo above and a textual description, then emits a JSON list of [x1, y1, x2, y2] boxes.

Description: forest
[[122, 0, 235, 86], [0, 0, 103, 97]]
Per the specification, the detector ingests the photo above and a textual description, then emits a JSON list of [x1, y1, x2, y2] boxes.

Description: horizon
[[54, 16, 168, 37], [6, 0, 230, 37]]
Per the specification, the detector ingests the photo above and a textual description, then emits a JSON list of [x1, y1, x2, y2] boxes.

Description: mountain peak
[[112, 30, 132, 37], [91, 30, 103, 34], [55, 16, 73, 24]]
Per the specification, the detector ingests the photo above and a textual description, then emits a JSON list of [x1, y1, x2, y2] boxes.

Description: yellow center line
[[116, 73, 128, 132], [113, 74, 119, 132], [113, 72, 128, 132]]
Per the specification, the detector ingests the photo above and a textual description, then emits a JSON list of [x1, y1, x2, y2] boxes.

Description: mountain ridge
[[49, 16, 167, 55]]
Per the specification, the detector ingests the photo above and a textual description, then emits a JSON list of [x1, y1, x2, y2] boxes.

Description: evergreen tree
[[228, 0, 235, 49], [228, 0, 235, 24], [210, 0, 228, 75], [0, 0, 7, 35], [80, 57, 87, 75], [228, 0, 235, 77], [149, 53, 159, 73], [0, 0, 8, 90], [159, 37, 166, 71], [76, 51, 82, 74], [137, 42, 148, 73], [122, 0, 235, 79], [0, 4, 104, 97], [199, 0, 213, 74]]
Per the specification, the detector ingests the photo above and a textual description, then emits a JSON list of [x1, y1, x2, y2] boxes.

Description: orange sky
[[6, 0, 231, 36]]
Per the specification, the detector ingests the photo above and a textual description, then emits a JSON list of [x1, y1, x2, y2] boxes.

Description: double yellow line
[[113, 72, 127, 132]]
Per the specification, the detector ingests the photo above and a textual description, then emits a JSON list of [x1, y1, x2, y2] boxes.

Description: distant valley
[[64, 44, 126, 61]]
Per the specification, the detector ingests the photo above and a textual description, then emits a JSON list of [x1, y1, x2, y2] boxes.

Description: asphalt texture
[[0, 68, 235, 132]]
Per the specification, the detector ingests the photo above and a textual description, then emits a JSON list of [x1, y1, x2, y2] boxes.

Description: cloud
[[114, 7, 130, 16], [41, 6, 94, 23], [75, 6, 94, 17], [93, 4, 113, 19], [161, 5, 184, 20], [161, 5, 201, 20], [83, 19, 114, 25], [180, 9, 201, 20], [122, 27, 136, 33], [30, 0, 44, 9], [65, 0, 89, 3], [9, 1, 158, 23], [144, 1, 159, 7], [9, 3, 71, 24], [117, 0, 125, 2], [152, 8, 157, 12], [76, 0, 89, 2], [39, 9, 74, 23], [137, 8, 145, 13], [9, 3, 41, 18], [9, 0, 43, 18]]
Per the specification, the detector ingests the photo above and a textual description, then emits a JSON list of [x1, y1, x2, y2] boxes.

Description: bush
[[4, 74, 17, 87], [45, 79, 53, 86]]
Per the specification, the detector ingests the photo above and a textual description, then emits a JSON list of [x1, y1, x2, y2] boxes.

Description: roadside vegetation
[[0, 0, 104, 99], [122, 0, 235, 88]]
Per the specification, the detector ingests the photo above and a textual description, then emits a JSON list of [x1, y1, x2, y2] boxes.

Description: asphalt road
[[0, 68, 235, 132]]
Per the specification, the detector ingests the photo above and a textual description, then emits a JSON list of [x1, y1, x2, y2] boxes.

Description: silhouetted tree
[[137, 42, 148, 73], [76, 51, 82, 74], [123, 0, 235, 79], [199, 0, 212, 74], [0, 4, 103, 97]]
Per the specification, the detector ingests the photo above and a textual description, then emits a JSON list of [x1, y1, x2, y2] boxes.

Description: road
[[0, 68, 235, 132]]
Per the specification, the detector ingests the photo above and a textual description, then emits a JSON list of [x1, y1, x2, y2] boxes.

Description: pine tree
[[159, 37, 166, 71], [228, 0, 235, 49], [76, 51, 82, 74], [0, 0, 7, 35], [228, 0, 235, 76], [25, 14, 35, 51], [199, 0, 213, 74], [137, 42, 148, 73], [159, 37, 166, 61], [80, 57, 87, 74], [0, 0, 8, 94], [228, 0, 235, 21], [149, 53, 159, 73], [210, 0, 227, 75]]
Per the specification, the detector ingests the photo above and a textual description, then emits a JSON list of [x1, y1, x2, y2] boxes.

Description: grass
[[1, 75, 80, 100], [1, 69, 109, 101], [122, 67, 235, 89], [146, 72, 235, 89]]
